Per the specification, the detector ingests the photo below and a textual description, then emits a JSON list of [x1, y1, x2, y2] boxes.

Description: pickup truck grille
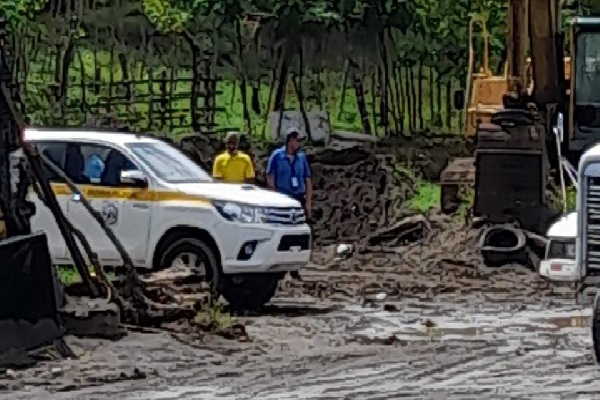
[[264, 207, 306, 225], [586, 177, 600, 269]]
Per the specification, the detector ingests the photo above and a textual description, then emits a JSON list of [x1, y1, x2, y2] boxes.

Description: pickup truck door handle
[[132, 203, 149, 209]]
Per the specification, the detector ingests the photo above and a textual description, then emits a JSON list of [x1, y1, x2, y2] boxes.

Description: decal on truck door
[[101, 200, 119, 225]]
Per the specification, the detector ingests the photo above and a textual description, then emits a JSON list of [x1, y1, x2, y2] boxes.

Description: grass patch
[[396, 157, 473, 217], [194, 300, 236, 331], [394, 162, 441, 214], [56, 265, 81, 285], [55, 265, 114, 285], [547, 182, 577, 214], [566, 186, 576, 212], [409, 181, 441, 214]]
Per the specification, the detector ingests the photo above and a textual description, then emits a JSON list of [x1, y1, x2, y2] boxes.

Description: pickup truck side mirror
[[120, 170, 148, 188], [453, 89, 465, 111]]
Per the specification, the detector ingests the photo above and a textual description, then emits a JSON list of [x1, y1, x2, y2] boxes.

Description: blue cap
[[286, 127, 300, 138]]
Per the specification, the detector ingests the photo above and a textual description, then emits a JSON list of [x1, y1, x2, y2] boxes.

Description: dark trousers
[[290, 193, 306, 209], [288, 193, 312, 278]]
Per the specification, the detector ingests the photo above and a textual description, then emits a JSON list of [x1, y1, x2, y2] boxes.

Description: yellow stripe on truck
[[35, 183, 210, 205]]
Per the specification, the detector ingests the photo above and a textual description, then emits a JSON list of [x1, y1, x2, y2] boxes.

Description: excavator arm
[[442, 0, 572, 234], [467, 0, 568, 233], [526, 0, 564, 108], [506, 0, 529, 96]]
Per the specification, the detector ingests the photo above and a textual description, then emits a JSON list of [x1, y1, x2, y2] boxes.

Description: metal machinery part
[[437, 1, 600, 361], [0, 18, 35, 238], [0, 15, 101, 295], [440, 0, 600, 235]]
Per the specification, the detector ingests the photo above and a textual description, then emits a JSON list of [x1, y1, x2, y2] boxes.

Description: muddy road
[[2, 218, 600, 399]]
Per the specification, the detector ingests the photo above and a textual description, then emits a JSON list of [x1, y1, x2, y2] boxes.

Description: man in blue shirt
[[266, 128, 313, 219]]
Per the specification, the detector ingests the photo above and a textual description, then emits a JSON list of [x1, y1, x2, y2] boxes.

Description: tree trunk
[[445, 80, 452, 129], [349, 59, 371, 135], [315, 70, 323, 109], [273, 50, 289, 112], [293, 43, 312, 141], [436, 73, 443, 127], [117, 52, 131, 101], [404, 65, 413, 131], [378, 30, 390, 135], [428, 66, 434, 127], [184, 34, 200, 132], [397, 65, 406, 132], [417, 60, 424, 130], [261, 54, 280, 138], [274, 46, 291, 140], [235, 20, 251, 133], [337, 60, 350, 120], [370, 70, 377, 134], [389, 62, 401, 135]]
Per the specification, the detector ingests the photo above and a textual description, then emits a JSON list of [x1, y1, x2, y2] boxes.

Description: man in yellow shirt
[[212, 132, 255, 183]]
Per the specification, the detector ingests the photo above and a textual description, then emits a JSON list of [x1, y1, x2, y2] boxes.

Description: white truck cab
[[539, 212, 577, 281], [576, 143, 600, 282], [25, 127, 312, 311]]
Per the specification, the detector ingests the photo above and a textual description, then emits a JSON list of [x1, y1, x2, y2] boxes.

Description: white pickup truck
[[25, 127, 312, 311]]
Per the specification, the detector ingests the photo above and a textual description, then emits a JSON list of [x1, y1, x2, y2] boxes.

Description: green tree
[[1, 0, 47, 29]]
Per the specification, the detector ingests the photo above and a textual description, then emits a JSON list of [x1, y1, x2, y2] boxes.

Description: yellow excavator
[[440, 0, 600, 235], [461, 18, 571, 139]]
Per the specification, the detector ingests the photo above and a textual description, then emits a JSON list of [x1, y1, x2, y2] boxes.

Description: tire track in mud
[[2, 295, 600, 400], [2, 220, 600, 399]]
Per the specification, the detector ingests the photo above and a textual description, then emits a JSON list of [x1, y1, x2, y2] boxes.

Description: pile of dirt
[[178, 132, 470, 246], [119, 211, 566, 317], [281, 212, 566, 302]]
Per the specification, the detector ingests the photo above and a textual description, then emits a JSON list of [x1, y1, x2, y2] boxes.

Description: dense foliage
[[1, 0, 511, 81], [6, 0, 600, 79], [2, 0, 600, 135]]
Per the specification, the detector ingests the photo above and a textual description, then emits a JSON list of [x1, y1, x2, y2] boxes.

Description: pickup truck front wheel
[[159, 237, 280, 311], [159, 237, 219, 288], [218, 274, 281, 312]]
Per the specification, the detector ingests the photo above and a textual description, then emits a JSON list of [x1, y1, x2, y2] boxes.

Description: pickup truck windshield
[[126, 141, 213, 183]]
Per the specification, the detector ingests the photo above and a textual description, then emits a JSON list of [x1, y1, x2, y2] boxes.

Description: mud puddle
[[347, 299, 593, 343], [4, 295, 595, 400]]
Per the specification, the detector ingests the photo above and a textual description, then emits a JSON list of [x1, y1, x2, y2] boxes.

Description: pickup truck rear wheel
[[218, 274, 281, 312]]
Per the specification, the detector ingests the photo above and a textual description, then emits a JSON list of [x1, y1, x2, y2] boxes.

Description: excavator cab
[[568, 17, 600, 155]]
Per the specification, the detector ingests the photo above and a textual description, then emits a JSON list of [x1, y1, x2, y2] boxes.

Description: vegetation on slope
[[0, 0, 510, 136]]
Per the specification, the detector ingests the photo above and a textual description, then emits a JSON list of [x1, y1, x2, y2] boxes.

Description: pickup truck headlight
[[213, 200, 266, 223]]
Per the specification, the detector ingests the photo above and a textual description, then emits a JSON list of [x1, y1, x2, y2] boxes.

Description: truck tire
[[593, 293, 600, 364], [158, 237, 220, 289], [218, 273, 281, 312], [158, 237, 281, 311]]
